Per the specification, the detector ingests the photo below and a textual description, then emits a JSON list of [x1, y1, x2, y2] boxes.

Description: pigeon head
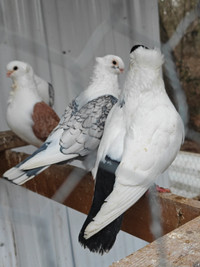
[[130, 44, 149, 54], [129, 46, 164, 69], [6, 61, 33, 79], [96, 55, 124, 74]]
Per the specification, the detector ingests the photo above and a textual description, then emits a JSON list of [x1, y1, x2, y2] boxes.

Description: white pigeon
[[3, 55, 125, 185], [79, 45, 185, 254], [6, 61, 60, 147]]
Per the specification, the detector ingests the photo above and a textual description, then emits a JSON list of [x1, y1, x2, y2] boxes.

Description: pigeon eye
[[112, 60, 117, 65], [13, 66, 18, 71]]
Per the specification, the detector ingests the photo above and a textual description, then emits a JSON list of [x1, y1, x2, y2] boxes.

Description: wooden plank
[[110, 215, 200, 267], [122, 192, 200, 242], [0, 130, 27, 151], [1, 149, 200, 242]]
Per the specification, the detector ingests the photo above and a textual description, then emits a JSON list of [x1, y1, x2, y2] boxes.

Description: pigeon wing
[[60, 95, 118, 156], [19, 96, 117, 170], [19, 101, 79, 169]]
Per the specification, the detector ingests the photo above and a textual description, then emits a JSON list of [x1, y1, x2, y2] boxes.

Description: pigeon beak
[[119, 68, 124, 73], [6, 70, 14, 77]]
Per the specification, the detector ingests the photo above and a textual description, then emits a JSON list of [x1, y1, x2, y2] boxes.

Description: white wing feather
[[20, 127, 78, 170], [34, 74, 54, 107], [92, 103, 125, 178], [84, 183, 147, 239]]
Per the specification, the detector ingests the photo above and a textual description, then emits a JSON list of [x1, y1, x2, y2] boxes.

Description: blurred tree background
[[159, 0, 200, 152]]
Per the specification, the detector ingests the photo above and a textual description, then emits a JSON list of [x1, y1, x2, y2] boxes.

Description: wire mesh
[[169, 151, 200, 198]]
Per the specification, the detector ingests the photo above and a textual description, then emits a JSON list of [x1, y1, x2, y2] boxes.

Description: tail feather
[[3, 165, 49, 185], [79, 157, 123, 254], [84, 184, 147, 239], [2, 142, 51, 185], [3, 138, 78, 184], [18, 131, 77, 170]]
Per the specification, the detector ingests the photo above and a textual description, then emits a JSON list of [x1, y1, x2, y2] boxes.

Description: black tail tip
[[78, 232, 112, 255], [78, 215, 124, 255]]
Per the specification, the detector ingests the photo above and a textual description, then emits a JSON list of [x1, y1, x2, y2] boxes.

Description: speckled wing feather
[[57, 99, 79, 128], [60, 95, 118, 156]]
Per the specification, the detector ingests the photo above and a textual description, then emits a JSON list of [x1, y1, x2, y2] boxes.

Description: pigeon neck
[[123, 65, 162, 100], [89, 67, 119, 96], [76, 69, 119, 109], [8, 74, 41, 104], [11, 74, 38, 94]]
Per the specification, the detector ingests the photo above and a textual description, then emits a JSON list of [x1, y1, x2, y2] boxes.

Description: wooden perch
[[1, 131, 200, 244], [0, 130, 27, 151], [110, 215, 200, 266]]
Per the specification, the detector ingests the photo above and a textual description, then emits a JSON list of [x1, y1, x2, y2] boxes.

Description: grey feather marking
[[60, 95, 117, 156], [55, 99, 79, 130], [48, 83, 55, 107]]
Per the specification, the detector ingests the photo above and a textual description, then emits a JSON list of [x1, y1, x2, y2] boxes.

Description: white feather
[[92, 103, 126, 178], [20, 128, 78, 169], [84, 183, 147, 239], [34, 74, 54, 107]]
